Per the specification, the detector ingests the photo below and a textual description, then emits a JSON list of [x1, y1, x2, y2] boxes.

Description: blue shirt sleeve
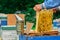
[[44, 0, 60, 9]]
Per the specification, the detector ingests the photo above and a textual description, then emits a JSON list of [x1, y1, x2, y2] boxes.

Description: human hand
[[33, 4, 42, 12]]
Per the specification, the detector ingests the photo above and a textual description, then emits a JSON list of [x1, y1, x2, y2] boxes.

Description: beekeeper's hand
[[33, 4, 57, 13], [33, 4, 42, 12]]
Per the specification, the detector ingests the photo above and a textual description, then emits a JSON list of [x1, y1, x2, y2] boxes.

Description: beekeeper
[[34, 0, 60, 11]]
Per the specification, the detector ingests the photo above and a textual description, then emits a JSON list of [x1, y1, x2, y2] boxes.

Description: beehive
[[36, 9, 53, 33], [0, 14, 7, 26], [7, 14, 25, 25]]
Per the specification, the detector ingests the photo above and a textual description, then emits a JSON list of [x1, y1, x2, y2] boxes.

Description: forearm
[[41, 0, 60, 9]]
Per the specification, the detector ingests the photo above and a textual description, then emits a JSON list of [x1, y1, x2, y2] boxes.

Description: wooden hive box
[[7, 14, 25, 25]]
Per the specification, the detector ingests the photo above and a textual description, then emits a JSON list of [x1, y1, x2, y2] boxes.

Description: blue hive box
[[1, 20, 7, 26], [53, 22, 60, 27], [19, 35, 60, 40], [0, 14, 7, 26]]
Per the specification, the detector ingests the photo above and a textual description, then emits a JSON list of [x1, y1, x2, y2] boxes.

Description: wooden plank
[[24, 22, 34, 34], [24, 31, 58, 36]]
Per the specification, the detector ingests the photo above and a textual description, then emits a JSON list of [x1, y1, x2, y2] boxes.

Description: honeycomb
[[36, 9, 53, 33]]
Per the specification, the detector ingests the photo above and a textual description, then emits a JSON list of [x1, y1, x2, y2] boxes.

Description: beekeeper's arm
[[41, 0, 60, 9], [34, 0, 60, 11]]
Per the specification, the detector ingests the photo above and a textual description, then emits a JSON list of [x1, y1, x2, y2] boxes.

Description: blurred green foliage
[[53, 11, 60, 19], [0, 0, 43, 13], [0, 0, 43, 21]]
